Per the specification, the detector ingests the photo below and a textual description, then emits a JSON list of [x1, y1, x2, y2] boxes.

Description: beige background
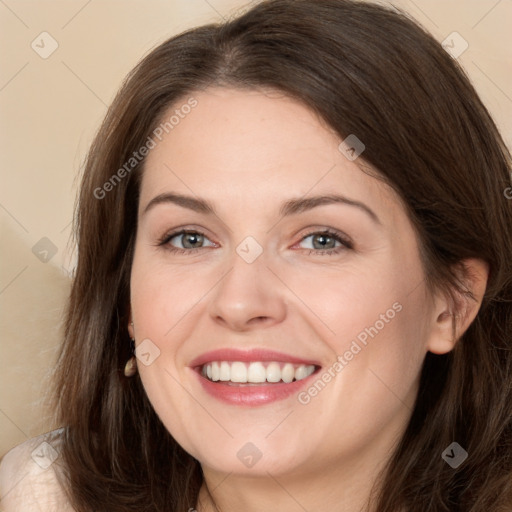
[[1, 0, 511, 458]]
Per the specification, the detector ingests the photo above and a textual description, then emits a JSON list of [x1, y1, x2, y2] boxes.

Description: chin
[[190, 438, 311, 477]]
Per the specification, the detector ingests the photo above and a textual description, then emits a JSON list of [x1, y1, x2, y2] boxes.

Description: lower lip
[[192, 368, 320, 406]]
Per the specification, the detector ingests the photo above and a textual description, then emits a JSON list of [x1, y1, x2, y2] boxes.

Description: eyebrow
[[142, 192, 381, 224]]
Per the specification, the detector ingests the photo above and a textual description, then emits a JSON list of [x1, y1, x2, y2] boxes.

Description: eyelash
[[156, 228, 353, 256]]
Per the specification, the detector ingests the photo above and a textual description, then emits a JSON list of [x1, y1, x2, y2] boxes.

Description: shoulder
[[0, 428, 75, 511]]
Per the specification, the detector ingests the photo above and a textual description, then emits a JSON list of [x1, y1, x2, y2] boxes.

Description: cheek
[[129, 256, 199, 441], [282, 259, 406, 345], [130, 252, 208, 339], [129, 255, 187, 383], [286, 255, 428, 391], [295, 274, 428, 457]]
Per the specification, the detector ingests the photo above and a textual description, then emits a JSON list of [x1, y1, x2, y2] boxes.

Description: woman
[[1, 0, 511, 510]]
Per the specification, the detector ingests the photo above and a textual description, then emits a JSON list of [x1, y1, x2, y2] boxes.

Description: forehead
[[139, 87, 402, 222]]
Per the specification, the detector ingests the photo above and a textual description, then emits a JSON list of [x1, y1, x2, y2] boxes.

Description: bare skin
[[128, 87, 488, 512]]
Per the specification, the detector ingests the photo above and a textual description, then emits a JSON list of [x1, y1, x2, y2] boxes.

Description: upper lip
[[189, 349, 321, 369]]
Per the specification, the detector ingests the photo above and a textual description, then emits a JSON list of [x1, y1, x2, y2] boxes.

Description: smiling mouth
[[199, 361, 318, 385]]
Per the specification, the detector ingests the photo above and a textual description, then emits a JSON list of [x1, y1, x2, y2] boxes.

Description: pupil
[[184, 233, 202, 248], [314, 234, 333, 249]]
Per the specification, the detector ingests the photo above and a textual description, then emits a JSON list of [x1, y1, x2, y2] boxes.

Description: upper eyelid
[[162, 228, 351, 248], [163, 229, 216, 246]]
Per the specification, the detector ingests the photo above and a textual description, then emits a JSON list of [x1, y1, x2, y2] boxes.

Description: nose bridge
[[208, 243, 287, 330]]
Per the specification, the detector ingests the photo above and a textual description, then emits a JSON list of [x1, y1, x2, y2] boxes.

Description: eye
[[296, 229, 352, 255], [157, 230, 216, 254]]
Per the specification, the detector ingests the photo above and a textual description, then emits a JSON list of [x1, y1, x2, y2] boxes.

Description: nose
[[207, 251, 287, 332]]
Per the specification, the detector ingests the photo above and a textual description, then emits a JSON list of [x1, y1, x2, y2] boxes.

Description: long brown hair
[[52, 1, 512, 510]]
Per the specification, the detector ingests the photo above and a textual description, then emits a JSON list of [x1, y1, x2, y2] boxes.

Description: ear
[[426, 258, 489, 355], [127, 310, 134, 340]]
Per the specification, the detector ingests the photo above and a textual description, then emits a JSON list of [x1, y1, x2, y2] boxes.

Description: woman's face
[[129, 87, 439, 477]]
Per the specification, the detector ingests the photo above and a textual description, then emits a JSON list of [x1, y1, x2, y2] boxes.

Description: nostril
[[250, 316, 270, 324]]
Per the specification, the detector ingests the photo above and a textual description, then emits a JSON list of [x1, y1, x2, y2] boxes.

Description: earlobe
[[426, 258, 489, 355]]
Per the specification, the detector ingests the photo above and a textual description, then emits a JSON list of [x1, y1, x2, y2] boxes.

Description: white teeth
[[295, 365, 310, 381], [201, 361, 316, 384], [247, 362, 266, 383], [219, 361, 230, 381], [212, 361, 220, 381], [230, 362, 247, 383], [281, 363, 295, 383], [266, 362, 281, 383]]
